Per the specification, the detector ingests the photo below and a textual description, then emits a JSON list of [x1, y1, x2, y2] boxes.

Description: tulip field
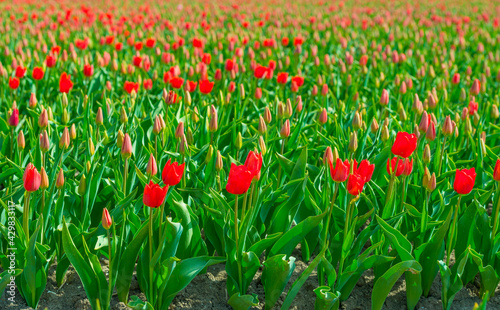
[[2, 0, 500, 309]]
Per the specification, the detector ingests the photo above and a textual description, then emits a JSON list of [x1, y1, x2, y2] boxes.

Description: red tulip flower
[[226, 163, 254, 195], [23, 163, 41, 192], [170, 77, 184, 89], [347, 173, 365, 196], [199, 80, 214, 94], [133, 56, 142, 67], [453, 168, 476, 195], [8, 108, 19, 127], [162, 159, 185, 186], [143, 181, 169, 208], [329, 158, 350, 182], [277, 72, 288, 84], [75, 38, 88, 49], [402, 159, 413, 176], [354, 159, 375, 182], [145, 38, 156, 48], [46, 54, 57, 68], [15, 66, 27, 78], [186, 80, 197, 93], [468, 101, 478, 115], [32, 67, 44, 80], [386, 157, 405, 177], [83, 64, 94, 77], [9, 77, 20, 89], [143, 79, 153, 90], [225, 59, 234, 71], [254, 65, 269, 79], [244, 151, 263, 181], [102, 208, 112, 230], [291, 76, 305, 87], [124, 81, 139, 94], [391, 132, 417, 158], [59, 72, 73, 93], [494, 159, 500, 181]]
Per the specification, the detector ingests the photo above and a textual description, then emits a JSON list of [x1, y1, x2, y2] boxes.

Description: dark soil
[[1, 251, 500, 310]]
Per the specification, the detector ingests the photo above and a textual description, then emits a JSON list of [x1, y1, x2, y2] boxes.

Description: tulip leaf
[[262, 254, 296, 310], [228, 293, 259, 310], [314, 286, 341, 310]]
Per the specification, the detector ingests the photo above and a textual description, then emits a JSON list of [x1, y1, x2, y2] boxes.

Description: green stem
[[447, 195, 461, 265], [234, 195, 243, 294], [23, 192, 31, 242], [492, 183, 500, 240], [339, 197, 356, 273], [383, 158, 398, 219], [241, 190, 249, 219], [322, 183, 340, 250], [438, 137, 447, 176], [148, 207, 154, 302], [107, 228, 113, 300], [123, 158, 129, 195]]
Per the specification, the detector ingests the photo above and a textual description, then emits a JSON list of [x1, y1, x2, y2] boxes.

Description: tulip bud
[[319, 108, 328, 125], [56, 168, 65, 189], [427, 173, 436, 192], [380, 89, 389, 105], [352, 111, 361, 130], [215, 151, 223, 172], [239, 84, 245, 99], [59, 127, 70, 149], [348, 132, 358, 152], [40, 130, 50, 152], [121, 133, 132, 158], [88, 138, 95, 156], [381, 125, 390, 141], [277, 102, 285, 119], [258, 116, 267, 134], [18, 130, 25, 150], [175, 122, 184, 139], [70, 124, 77, 140], [29, 93, 37, 108], [185, 91, 192, 106], [235, 132, 243, 150], [117, 130, 124, 148], [425, 122, 436, 141], [147, 154, 157, 177], [96, 107, 104, 126], [120, 106, 128, 124], [39, 109, 49, 128], [78, 175, 87, 195], [186, 127, 194, 145], [370, 118, 379, 133], [205, 145, 214, 164], [491, 104, 499, 120], [280, 119, 290, 138], [442, 116, 453, 136], [102, 208, 112, 230], [39, 167, 49, 190], [459, 88, 467, 101], [418, 111, 429, 133], [209, 105, 218, 132], [323, 147, 333, 165], [264, 107, 272, 124], [259, 136, 267, 155], [423, 167, 431, 189], [423, 144, 431, 165]]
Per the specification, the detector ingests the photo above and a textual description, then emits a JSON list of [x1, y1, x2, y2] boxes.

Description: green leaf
[[228, 293, 259, 310], [372, 260, 422, 310], [128, 295, 155, 310], [262, 254, 296, 310], [314, 286, 340, 310]]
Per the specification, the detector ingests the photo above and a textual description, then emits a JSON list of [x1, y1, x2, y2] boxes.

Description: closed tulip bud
[[319, 108, 328, 125], [18, 130, 25, 150], [423, 144, 431, 164], [192, 107, 200, 123], [121, 133, 132, 158], [147, 153, 157, 177], [280, 119, 290, 138], [78, 175, 87, 195], [153, 116, 162, 135], [285, 99, 293, 118], [56, 168, 64, 189], [381, 125, 390, 141], [348, 132, 358, 152], [380, 89, 389, 105], [323, 147, 333, 165], [214, 150, 223, 172], [209, 105, 218, 132], [239, 84, 245, 99], [399, 81, 407, 94], [68, 124, 76, 141], [473, 112, 480, 126], [88, 138, 95, 155], [277, 102, 285, 119], [419, 111, 429, 133], [62, 93, 68, 107], [29, 93, 37, 108], [264, 107, 272, 124], [59, 127, 70, 149], [205, 145, 214, 164], [296, 96, 303, 112], [235, 132, 243, 150], [464, 117, 472, 133], [185, 91, 192, 106], [470, 78, 480, 96], [186, 127, 194, 145], [352, 111, 361, 130], [102, 131, 110, 145], [442, 116, 453, 136], [460, 88, 467, 101], [102, 208, 112, 230], [321, 84, 328, 96], [61, 108, 69, 124], [259, 135, 267, 155], [427, 173, 436, 192], [39, 109, 49, 128], [96, 107, 103, 126], [258, 116, 267, 134], [461, 107, 469, 120], [40, 130, 50, 152], [175, 122, 184, 139], [427, 94, 437, 109], [370, 118, 379, 133], [398, 107, 407, 122], [426, 122, 436, 141], [491, 104, 499, 119], [423, 167, 431, 189], [120, 106, 128, 124], [40, 167, 49, 190]]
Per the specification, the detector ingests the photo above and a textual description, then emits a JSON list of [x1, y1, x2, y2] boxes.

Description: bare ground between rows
[[1, 248, 500, 310]]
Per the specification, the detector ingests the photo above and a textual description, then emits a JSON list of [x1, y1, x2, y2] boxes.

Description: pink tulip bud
[[319, 108, 328, 124], [425, 122, 436, 141], [40, 130, 50, 152], [102, 208, 112, 230], [280, 119, 290, 138], [121, 133, 133, 158], [39, 109, 49, 128], [380, 89, 389, 105], [146, 153, 157, 177]]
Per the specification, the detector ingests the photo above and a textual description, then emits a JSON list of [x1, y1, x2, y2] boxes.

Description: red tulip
[[124, 81, 139, 94], [143, 181, 169, 208], [59, 72, 73, 93], [75, 38, 89, 50], [8, 108, 19, 127], [291, 76, 304, 87], [494, 159, 500, 182], [453, 168, 476, 195], [145, 38, 156, 48], [162, 159, 185, 186], [329, 158, 350, 182], [9, 77, 20, 89], [186, 80, 197, 93], [386, 157, 405, 177], [244, 151, 263, 181], [225, 59, 234, 71], [202, 53, 211, 65], [143, 79, 153, 90], [277, 72, 288, 84], [254, 65, 269, 79], [391, 132, 418, 158], [23, 163, 41, 192], [226, 163, 254, 195], [170, 77, 184, 89], [46, 54, 57, 67], [83, 64, 93, 77], [354, 159, 375, 182], [347, 173, 365, 196], [402, 158, 413, 176], [15, 66, 26, 78], [199, 80, 214, 94], [102, 208, 112, 230], [133, 56, 142, 67], [468, 101, 478, 115], [32, 67, 44, 80]]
